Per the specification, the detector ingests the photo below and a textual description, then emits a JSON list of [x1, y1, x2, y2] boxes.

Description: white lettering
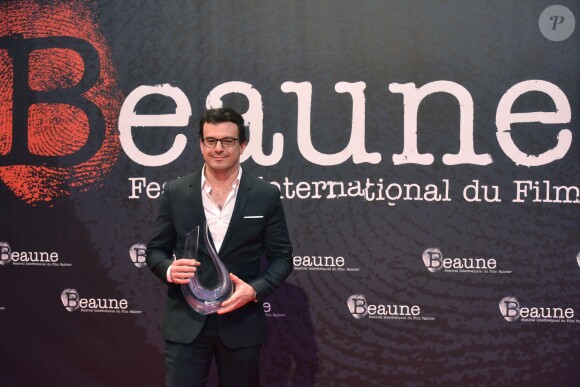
[[281, 81, 380, 165], [118, 80, 573, 168], [207, 81, 283, 166], [389, 81, 492, 166], [496, 80, 572, 166], [11, 251, 59, 262], [293, 255, 346, 267], [119, 84, 191, 166]]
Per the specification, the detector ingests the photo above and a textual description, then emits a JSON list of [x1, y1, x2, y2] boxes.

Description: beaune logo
[[60, 288, 140, 314], [499, 296, 520, 322], [0, 241, 68, 267], [347, 294, 433, 321], [422, 247, 510, 274], [347, 294, 368, 319], [0, 242, 11, 266], [129, 243, 147, 268], [499, 296, 578, 324], [293, 254, 360, 272], [61, 288, 81, 312], [0, 0, 123, 205]]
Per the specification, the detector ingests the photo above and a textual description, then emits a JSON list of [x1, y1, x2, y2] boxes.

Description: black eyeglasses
[[201, 137, 240, 148]]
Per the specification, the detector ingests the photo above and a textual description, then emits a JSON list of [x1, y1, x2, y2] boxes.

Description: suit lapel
[[189, 171, 206, 227]]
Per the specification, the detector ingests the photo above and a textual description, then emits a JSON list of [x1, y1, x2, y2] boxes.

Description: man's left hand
[[217, 273, 257, 314]]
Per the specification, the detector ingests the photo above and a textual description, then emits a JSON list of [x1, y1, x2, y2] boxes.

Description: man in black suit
[[146, 107, 293, 387]]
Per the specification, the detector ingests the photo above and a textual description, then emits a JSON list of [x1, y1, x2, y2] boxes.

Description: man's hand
[[170, 259, 199, 284], [217, 273, 257, 314]]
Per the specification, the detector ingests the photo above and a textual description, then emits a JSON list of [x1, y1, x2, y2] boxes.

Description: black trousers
[[165, 315, 261, 387]]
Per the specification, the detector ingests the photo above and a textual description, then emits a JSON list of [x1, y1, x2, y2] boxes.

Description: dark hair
[[199, 108, 248, 144]]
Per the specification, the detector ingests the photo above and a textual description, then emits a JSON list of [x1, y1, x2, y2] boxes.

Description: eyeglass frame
[[201, 137, 240, 148]]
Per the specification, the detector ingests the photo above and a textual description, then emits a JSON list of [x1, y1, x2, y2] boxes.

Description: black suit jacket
[[146, 169, 293, 348]]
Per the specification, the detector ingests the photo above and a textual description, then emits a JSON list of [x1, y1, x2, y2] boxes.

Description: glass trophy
[[181, 223, 233, 315]]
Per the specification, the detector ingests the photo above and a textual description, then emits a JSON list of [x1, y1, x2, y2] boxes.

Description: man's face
[[200, 122, 246, 174]]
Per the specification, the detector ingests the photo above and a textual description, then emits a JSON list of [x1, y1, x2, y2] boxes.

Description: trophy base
[[182, 292, 225, 315]]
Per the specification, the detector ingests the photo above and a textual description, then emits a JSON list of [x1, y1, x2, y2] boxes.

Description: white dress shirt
[[200, 165, 242, 252]]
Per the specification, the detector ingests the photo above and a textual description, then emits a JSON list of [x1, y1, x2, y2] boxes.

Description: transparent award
[[181, 223, 233, 315]]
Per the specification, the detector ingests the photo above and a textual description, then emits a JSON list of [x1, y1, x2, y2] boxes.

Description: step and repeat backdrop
[[1, 0, 579, 385]]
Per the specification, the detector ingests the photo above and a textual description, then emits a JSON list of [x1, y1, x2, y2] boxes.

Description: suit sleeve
[[249, 187, 293, 300], [146, 185, 176, 285]]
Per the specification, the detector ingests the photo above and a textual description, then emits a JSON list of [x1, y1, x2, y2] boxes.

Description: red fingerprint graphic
[[0, 0, 123, 205]]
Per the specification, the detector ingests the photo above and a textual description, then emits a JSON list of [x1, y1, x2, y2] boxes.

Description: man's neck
[[203, 165, 240, 189]]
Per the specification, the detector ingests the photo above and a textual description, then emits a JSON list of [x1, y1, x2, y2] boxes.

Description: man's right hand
[[169, 259, 200, 284]]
